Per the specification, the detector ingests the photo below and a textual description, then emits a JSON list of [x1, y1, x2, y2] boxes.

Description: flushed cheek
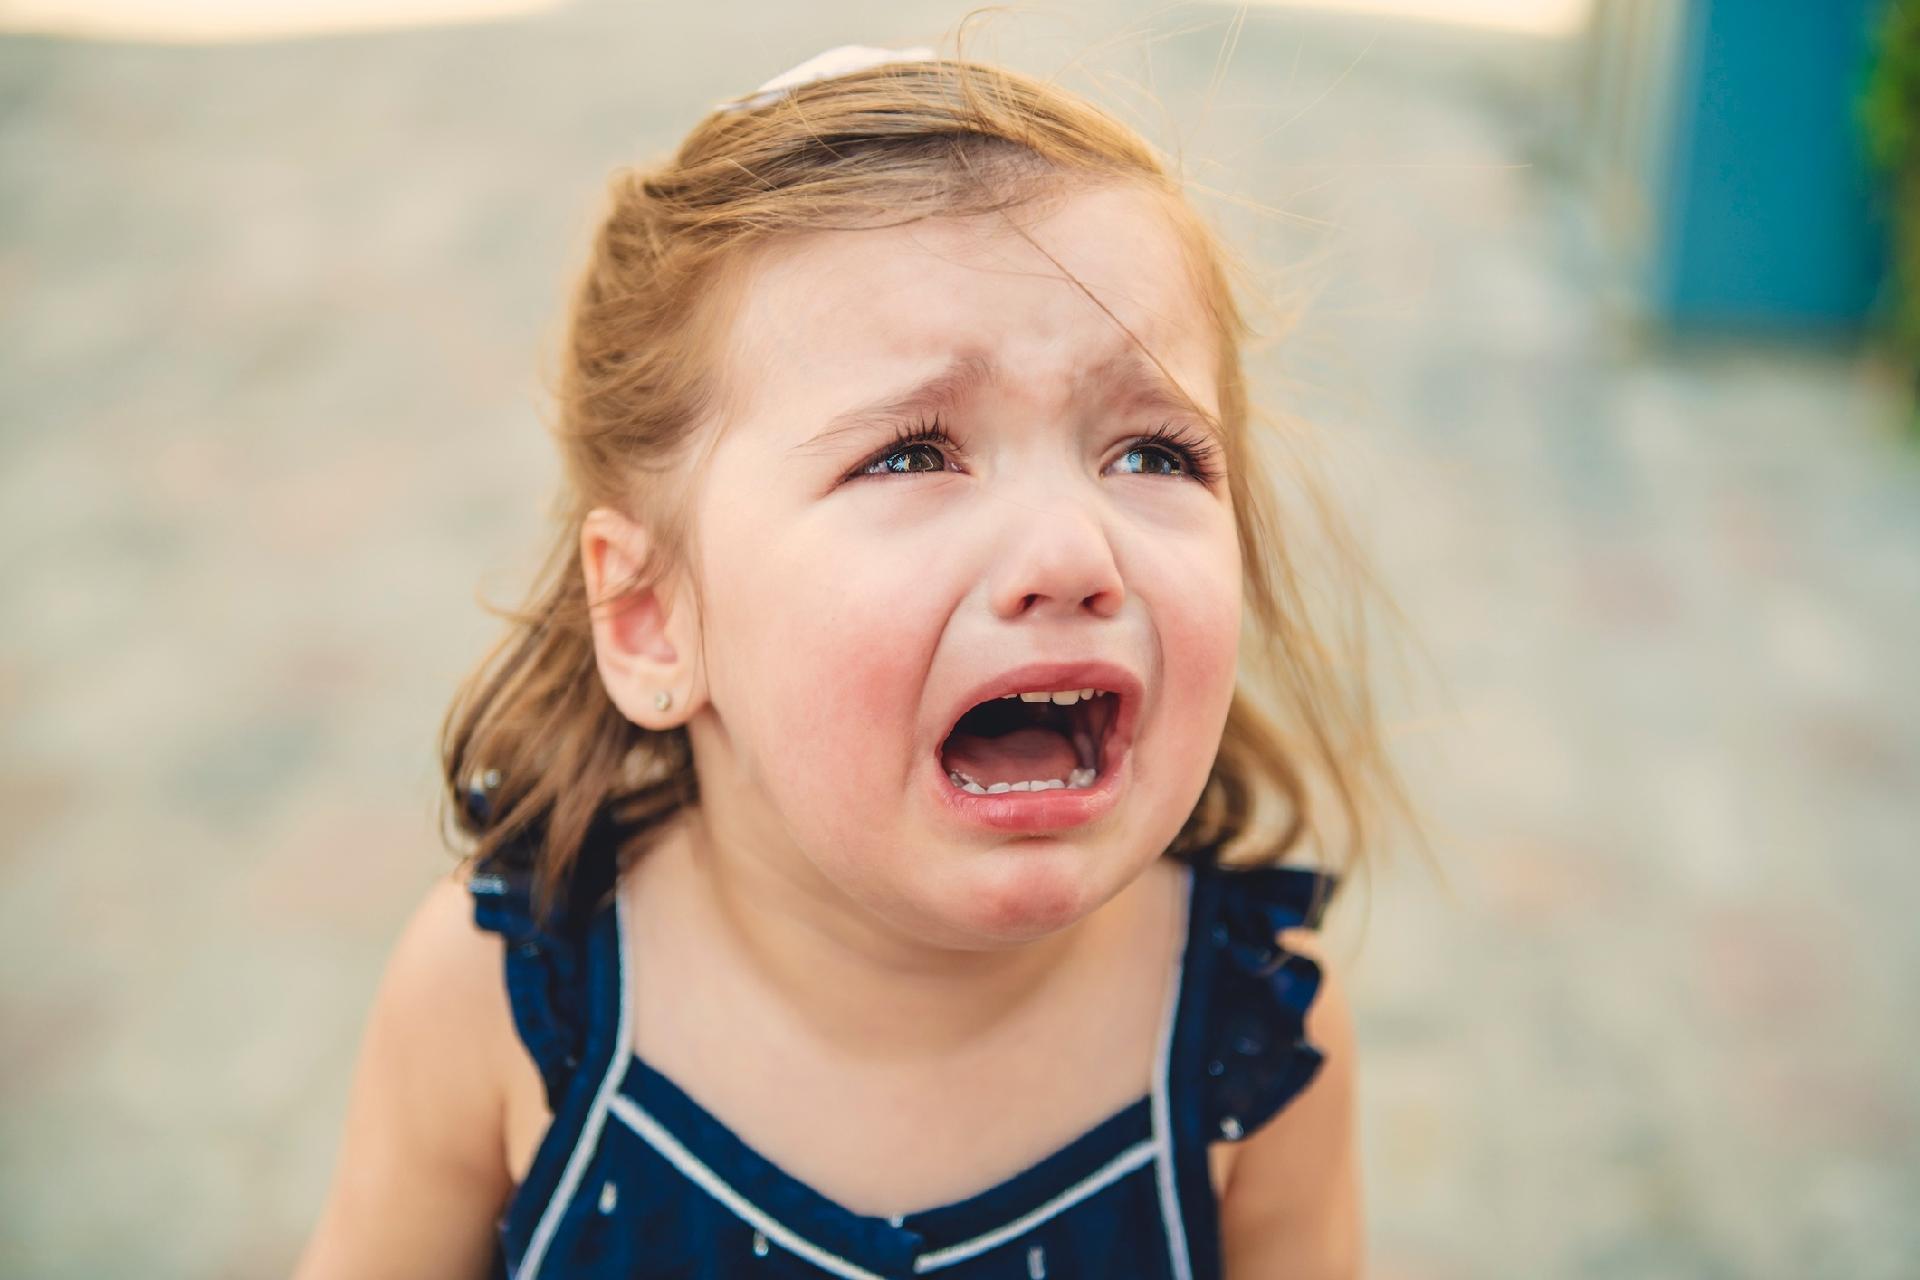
[[711, 502, 932, 770], [1142, 560, 1241, 783], [744, 591, 932, 837]]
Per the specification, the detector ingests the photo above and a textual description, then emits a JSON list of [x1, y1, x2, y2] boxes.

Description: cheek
[[1165, 567, 1240, 693], [716, 533, 940, 828], [1138, 524, 1242, 776]]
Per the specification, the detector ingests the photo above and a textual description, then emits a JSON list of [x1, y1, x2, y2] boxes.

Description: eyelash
[[849, 415, 1223, 486]]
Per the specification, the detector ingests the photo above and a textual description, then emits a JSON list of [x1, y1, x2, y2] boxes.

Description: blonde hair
[[440, 44, 1412, 924]]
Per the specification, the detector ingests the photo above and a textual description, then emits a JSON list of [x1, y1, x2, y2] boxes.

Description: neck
[[637, 805, 1168, 1063]]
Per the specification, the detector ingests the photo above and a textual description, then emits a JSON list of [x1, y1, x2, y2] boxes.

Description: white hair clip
[[713, 43, 937, 115]]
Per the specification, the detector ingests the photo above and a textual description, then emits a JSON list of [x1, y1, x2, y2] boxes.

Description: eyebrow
[[1089, 347, 1218, 431], [787, 345, 1217, 457], [788, 353, 999, 457]]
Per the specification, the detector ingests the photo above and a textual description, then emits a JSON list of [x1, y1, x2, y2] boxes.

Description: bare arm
[[292, 871, 516, 1280], [1216, 930, 1364, 1279]]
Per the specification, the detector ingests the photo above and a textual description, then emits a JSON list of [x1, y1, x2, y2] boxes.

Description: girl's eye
[[1113, 442, 1187, 477], [1112, 423, 1222, 486], [865, 442, 948, 475], [847, 417, 1221, 485], [852, 418, 956, 478]]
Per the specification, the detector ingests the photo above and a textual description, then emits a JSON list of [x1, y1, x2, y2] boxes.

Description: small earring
[[653, 689, 673, 712]]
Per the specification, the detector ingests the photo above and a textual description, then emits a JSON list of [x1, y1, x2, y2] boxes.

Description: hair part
[[440, 43, 1414, 926]]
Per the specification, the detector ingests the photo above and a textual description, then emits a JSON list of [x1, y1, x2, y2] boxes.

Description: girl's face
[[681, 180, 1241, 948]]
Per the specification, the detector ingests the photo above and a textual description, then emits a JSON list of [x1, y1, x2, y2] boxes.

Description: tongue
[[942, 725, 1079, 787]]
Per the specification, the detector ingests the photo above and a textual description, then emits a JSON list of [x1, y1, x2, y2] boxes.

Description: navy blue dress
[[467, 836, 1336, 1280]]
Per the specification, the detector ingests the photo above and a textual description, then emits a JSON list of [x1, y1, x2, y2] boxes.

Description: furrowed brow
[[789, 353, 999, 457], [1094, 347, 1221, 438]]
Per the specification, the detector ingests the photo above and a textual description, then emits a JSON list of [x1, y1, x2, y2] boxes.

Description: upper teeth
[[1002, 688, 1106, 705]]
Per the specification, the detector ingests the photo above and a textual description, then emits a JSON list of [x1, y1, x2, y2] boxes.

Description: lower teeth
[[946, 767, 1097, 795]]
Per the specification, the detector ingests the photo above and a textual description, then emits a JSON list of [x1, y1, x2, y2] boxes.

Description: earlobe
[[580, 508, 702, 728]]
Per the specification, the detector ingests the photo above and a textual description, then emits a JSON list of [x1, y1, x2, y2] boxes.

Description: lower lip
[[927, 748, 1129, 834]]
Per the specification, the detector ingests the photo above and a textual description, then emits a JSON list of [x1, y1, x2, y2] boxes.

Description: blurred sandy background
[[2, 1, 1916, 1275]]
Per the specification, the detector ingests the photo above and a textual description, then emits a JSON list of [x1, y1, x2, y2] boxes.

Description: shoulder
[[1213, 926, 1363, 1279], [292, 867, 523, 1277], [385, 868, 519, 1063], [355, 867, 522, 1167]]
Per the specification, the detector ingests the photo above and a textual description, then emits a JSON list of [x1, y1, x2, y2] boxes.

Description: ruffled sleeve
[[1197, 863, 1339, 1144], [463, 797, 624, 1114], [468, 857, 595, 1112]]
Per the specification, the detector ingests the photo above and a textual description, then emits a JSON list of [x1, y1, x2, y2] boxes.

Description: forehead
[[716, 182, 1219, 433]]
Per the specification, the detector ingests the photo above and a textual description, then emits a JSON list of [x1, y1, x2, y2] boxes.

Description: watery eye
[[1109, 424, 1221, 485], [850, 417, 957, 480], [1113, 444, 1187, 477], [865, 443, 947, 475], [848, 418, 1217, 485]]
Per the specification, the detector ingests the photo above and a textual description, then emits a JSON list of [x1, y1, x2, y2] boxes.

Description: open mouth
[[938, 689, 1121, 795]]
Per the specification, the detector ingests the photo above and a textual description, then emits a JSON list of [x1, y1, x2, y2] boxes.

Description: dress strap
[[466, 818, 624, 1112], [466, 813, 634, 1280], [1193, 862, 1338, 1144], [468, 861, 590, 1112], [1159, 857, 1341, 1280]]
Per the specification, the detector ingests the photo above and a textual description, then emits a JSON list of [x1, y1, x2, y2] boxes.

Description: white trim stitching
[[515, 886, 635, 1279], [910, 1140, 1156, 1273], [608, 1093, 892, 1280], [542, 865, 1195, 1280], [1150, 866, 1196, 1280]]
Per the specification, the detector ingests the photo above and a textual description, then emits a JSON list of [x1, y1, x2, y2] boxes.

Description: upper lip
[[936, 659, 1145, 761]]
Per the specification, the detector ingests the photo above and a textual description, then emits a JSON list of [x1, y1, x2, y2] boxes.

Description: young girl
[[296, 41, 1404, 1280]]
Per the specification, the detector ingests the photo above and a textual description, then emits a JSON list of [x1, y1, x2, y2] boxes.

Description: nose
[[986, 488, 1126, 621]]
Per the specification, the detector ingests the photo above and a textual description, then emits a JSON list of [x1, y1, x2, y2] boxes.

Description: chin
[[934, 839, 1131, 946]]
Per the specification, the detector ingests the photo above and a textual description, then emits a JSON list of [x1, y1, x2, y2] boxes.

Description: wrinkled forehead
[[712, 182, 1222, 442]]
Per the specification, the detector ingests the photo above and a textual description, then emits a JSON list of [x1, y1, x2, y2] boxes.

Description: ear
[[580, 506, 706, 729]]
